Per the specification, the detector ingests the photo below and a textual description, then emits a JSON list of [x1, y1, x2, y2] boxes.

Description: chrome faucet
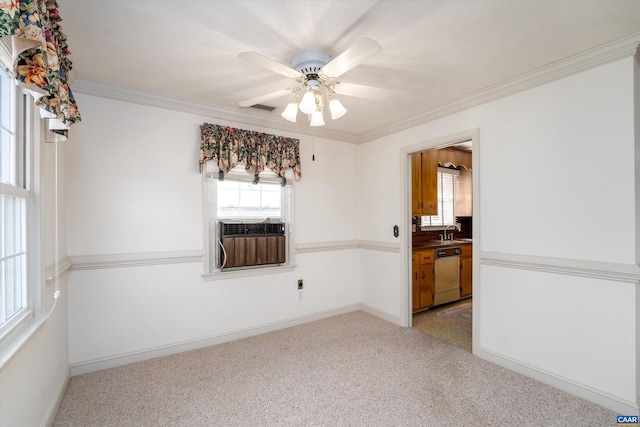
[[443, 224, 458, 240]]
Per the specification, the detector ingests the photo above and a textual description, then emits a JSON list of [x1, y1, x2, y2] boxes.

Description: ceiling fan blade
[[239, 52, 302, 79], [333, 82, 390, 101], [321, 38, 382, 79], [238, 88, 294, 108]]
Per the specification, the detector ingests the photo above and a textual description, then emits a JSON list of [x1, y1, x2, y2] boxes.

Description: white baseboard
[[360, 303, 401, 325], [474, 346, 639, 415], [70, 304, 361, 376], [42, 367, 70, 427]]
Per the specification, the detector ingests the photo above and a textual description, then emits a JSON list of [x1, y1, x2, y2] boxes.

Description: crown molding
[[360, 31, 640, 143], [71, 78, 360, 144], [71, 31, 640, 145]]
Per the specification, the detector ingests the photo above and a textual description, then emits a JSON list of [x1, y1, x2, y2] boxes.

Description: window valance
[[0, 0, 81, 141], [199, 123, 301, 184]]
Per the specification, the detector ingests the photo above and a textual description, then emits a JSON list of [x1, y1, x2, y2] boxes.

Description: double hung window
[[0, 67, 32, 337], [204, 162, 293, 274], [420, 167, 459, 228]]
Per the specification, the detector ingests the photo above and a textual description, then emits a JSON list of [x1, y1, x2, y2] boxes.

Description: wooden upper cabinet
[[412, 147, 471, 217], [438, 147, 471, 170], [411, 151, 438, 216], [411, 153, 423, 216]]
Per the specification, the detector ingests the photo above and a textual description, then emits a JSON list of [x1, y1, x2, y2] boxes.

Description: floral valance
[[0, 0, 81, 141], [200, 123, 301, 184]]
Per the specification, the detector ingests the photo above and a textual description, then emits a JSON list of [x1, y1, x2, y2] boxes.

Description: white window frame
[[202, 162, 296, 280], [0, 71, 43, 347]]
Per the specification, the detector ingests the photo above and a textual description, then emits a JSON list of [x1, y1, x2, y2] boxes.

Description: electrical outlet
[[298, 289, 303, 302], [298, 279, 303, 290]]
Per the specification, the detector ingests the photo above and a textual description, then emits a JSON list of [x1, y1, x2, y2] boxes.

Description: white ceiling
[[58, 1, 640, 143]]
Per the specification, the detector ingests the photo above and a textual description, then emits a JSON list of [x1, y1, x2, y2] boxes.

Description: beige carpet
[[54, 311, 616, 426], [413, 298, 472, 351]]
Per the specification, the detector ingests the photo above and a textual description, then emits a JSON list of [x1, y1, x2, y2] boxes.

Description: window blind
[[421, 168, 459, 227]]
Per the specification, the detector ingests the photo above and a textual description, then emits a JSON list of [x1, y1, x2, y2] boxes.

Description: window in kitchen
[[420, 167, 459, 228], [204, 162, 294, 275]]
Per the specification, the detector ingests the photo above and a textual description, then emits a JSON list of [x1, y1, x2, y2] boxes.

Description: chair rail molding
[[480, 251, 640, 283], [67, 241, 400, 271], [295, 240, 400, 254], [69, 250, 203, 270]]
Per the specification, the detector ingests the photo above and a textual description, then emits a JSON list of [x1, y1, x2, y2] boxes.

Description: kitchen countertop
[[413, 239, 472, 250]]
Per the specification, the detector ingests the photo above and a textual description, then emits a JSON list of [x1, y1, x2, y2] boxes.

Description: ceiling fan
[[238, 38, 390, 126]]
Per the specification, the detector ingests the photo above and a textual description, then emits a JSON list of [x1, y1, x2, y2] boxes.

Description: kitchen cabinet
[[411, 151, 438, 216], [412, 249, 435, 312], [460, 243, 472, 297], [437, 147, 472, 170], [412, 148, 471, 217]]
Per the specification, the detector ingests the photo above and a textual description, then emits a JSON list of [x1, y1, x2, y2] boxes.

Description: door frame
[[400, 128, 479, 350]]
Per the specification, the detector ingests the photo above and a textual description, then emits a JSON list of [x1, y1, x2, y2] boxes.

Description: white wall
[[0, 140, 70, 426], [52, 53, 639, 416], [66, 95, 362, 372], [359, 57, 639, 413]]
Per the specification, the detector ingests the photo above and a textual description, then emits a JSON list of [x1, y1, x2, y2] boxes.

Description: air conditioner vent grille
[[219, 221, 285, 237]]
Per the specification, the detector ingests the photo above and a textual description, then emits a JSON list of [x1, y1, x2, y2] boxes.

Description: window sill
[[202, 264, 297, 281], [419, 225, 460, 232], [0, 310, 43, 370]]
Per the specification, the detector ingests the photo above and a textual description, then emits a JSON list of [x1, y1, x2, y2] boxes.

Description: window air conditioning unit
[[218, 221, 286, 269]]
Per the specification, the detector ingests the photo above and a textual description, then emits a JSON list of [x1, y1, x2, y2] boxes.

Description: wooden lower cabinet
[[412, 249, 435, 312], [460, 244, 472, 297]]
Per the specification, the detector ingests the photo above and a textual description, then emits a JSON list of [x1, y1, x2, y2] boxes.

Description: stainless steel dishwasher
[[434, 246, 461, 306]]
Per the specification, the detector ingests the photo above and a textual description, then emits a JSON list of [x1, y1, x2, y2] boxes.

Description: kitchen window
[[420, 167, 459, 228], [203, 162, 294, 275]]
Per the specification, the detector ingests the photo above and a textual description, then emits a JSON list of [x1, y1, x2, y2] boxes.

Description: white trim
[[71, 32, 640, 145], [41, 368, 70, 427], [72, 78, 358, 144], [358, 240, 400, 253], [69, 250, 203, 270], [45, 256, 72, 285], [474, 346, 639, 415], [67, 241, 400, 272], [1, 306, 46, 369], [202, 264, 297, 281], [70, 304, 361, 376], [295, 240, 399, 254], [360, 303, 401, 325], [295, 240, 360, 253], [401, 129, 480, 329], [360, 31, 640, 143], [480, 251, 640, 284]]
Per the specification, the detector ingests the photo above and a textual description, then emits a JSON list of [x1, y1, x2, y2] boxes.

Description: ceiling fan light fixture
[[238, 39, 385, 128], [310, 109, 325, 127], [329, 97, 347, 120], [299, 90, 317, 115], [281, 99, 299, 122]]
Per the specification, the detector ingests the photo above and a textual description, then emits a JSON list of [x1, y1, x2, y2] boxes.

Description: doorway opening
[[413, 298, 472, 350], [407, 137, 474, 351]]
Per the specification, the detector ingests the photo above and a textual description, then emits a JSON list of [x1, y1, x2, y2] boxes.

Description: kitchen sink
[[429, 239, 470, 245]]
